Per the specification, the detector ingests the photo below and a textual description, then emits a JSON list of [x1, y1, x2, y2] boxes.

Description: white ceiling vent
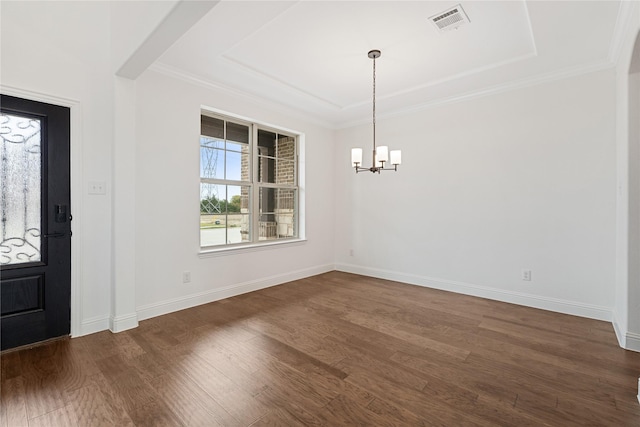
[[430, 4, 470, 33]]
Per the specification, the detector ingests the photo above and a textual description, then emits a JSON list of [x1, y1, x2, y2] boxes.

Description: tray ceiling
[[156, 1, 622, 128]]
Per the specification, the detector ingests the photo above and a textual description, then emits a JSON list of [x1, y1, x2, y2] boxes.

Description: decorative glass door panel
[[1, 113, 42, 265]]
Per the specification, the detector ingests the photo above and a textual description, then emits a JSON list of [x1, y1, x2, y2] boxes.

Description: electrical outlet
[[182, 271, 191, 284], [522, 269, 532, 281]]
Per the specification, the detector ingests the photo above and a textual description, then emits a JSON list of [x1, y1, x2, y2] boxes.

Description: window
[[200, 112, 299, 249]]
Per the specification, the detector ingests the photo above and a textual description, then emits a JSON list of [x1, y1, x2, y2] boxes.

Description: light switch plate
[[88, 181, 106, 195]]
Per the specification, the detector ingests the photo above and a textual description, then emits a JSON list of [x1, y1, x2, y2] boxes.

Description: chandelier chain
[[372, 53, 376, 152]]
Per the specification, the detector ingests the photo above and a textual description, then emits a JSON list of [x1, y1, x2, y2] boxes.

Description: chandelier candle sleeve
[[351, 148, 363, 166], [377, 146, 389, 163], [390, 150, 402, 165]]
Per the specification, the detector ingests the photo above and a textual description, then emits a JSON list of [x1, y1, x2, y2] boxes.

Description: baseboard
[[109, 313, 139, 333], [136, 263, 335, 322], [626, 332, 640, 353], [75, 315, 110, 337], [335, 263, 612, 322]]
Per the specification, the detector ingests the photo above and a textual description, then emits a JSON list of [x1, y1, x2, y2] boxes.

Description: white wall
[[1, 1, 114, 334], [133, 70, 335, 318], [335, 68, 617, 320]]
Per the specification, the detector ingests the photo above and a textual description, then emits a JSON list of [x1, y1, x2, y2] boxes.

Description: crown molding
[[338, 59, 616, 129], [219, 54, 344, 110], [152, 55, 615, 131], [148, 62, 336, 129], [607, 0, 638, 66]]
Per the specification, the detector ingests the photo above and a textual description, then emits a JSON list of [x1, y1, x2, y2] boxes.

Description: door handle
[[43, 231, 70, 238]]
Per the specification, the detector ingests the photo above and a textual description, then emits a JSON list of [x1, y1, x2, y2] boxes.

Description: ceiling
[[155, 1, 624, 128]]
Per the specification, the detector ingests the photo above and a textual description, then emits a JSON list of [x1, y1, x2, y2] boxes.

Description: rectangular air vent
[[430, 4, 470, 32]]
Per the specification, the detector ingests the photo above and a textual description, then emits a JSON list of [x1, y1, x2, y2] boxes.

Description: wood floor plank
[[84, 373, 138, 427], [365, 397, 433, 427], [196, 342, 268, 397], [343, 367, 483, 426], [340, 306, 472, 360], [318, 394, 403, 427], [246, 333, 348, 380], [147, 373, 236, 426], [50, 339, 101, 394], [1, 351, 22, 381], [79, 331, 145, 361], [245, 316, 348, 366], [615, 395, 640, 417], [167, 348, 271, 425], [232, 334, 376, 411], [64, 382, 135, 427], [0, 376, 28, 427], [1, 271, 638, 426], [27, 404, 79, 427], [249, 407, 308, 427], [21, 372, 66, 420], [249, 352, 338, 409], [334, 351, 429, 392], [254, 386, 325, 426], [94, 354, 182, 426]]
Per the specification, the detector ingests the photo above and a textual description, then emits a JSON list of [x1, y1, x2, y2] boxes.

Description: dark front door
[[0, 95, 71, 350]]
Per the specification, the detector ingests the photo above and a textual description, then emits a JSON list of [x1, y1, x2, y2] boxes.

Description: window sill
[[198, 238, 307, 258]]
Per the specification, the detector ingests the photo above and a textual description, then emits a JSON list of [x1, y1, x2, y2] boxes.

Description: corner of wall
[[612, 311, 628, 348]]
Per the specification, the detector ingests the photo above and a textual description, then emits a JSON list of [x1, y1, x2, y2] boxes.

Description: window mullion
[[201, 178, 250, 186], [251, 124, 259, 244], [258, 183, 296, 190]]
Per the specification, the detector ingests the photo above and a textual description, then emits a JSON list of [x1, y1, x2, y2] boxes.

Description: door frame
[[1, 85, 82, 338]]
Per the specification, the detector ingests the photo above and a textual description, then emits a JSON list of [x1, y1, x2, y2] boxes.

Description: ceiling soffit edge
[[344, 52, 538, 111], [336, 59, 616, 130]]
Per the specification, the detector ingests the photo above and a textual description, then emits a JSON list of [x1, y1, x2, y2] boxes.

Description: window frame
[[199, 108, 303, 253]]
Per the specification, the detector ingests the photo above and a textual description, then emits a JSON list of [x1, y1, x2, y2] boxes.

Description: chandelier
[[351, 50, 401, 173]]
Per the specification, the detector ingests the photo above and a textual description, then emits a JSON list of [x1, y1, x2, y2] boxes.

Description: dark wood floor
[[2, 271, 640, 426]]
